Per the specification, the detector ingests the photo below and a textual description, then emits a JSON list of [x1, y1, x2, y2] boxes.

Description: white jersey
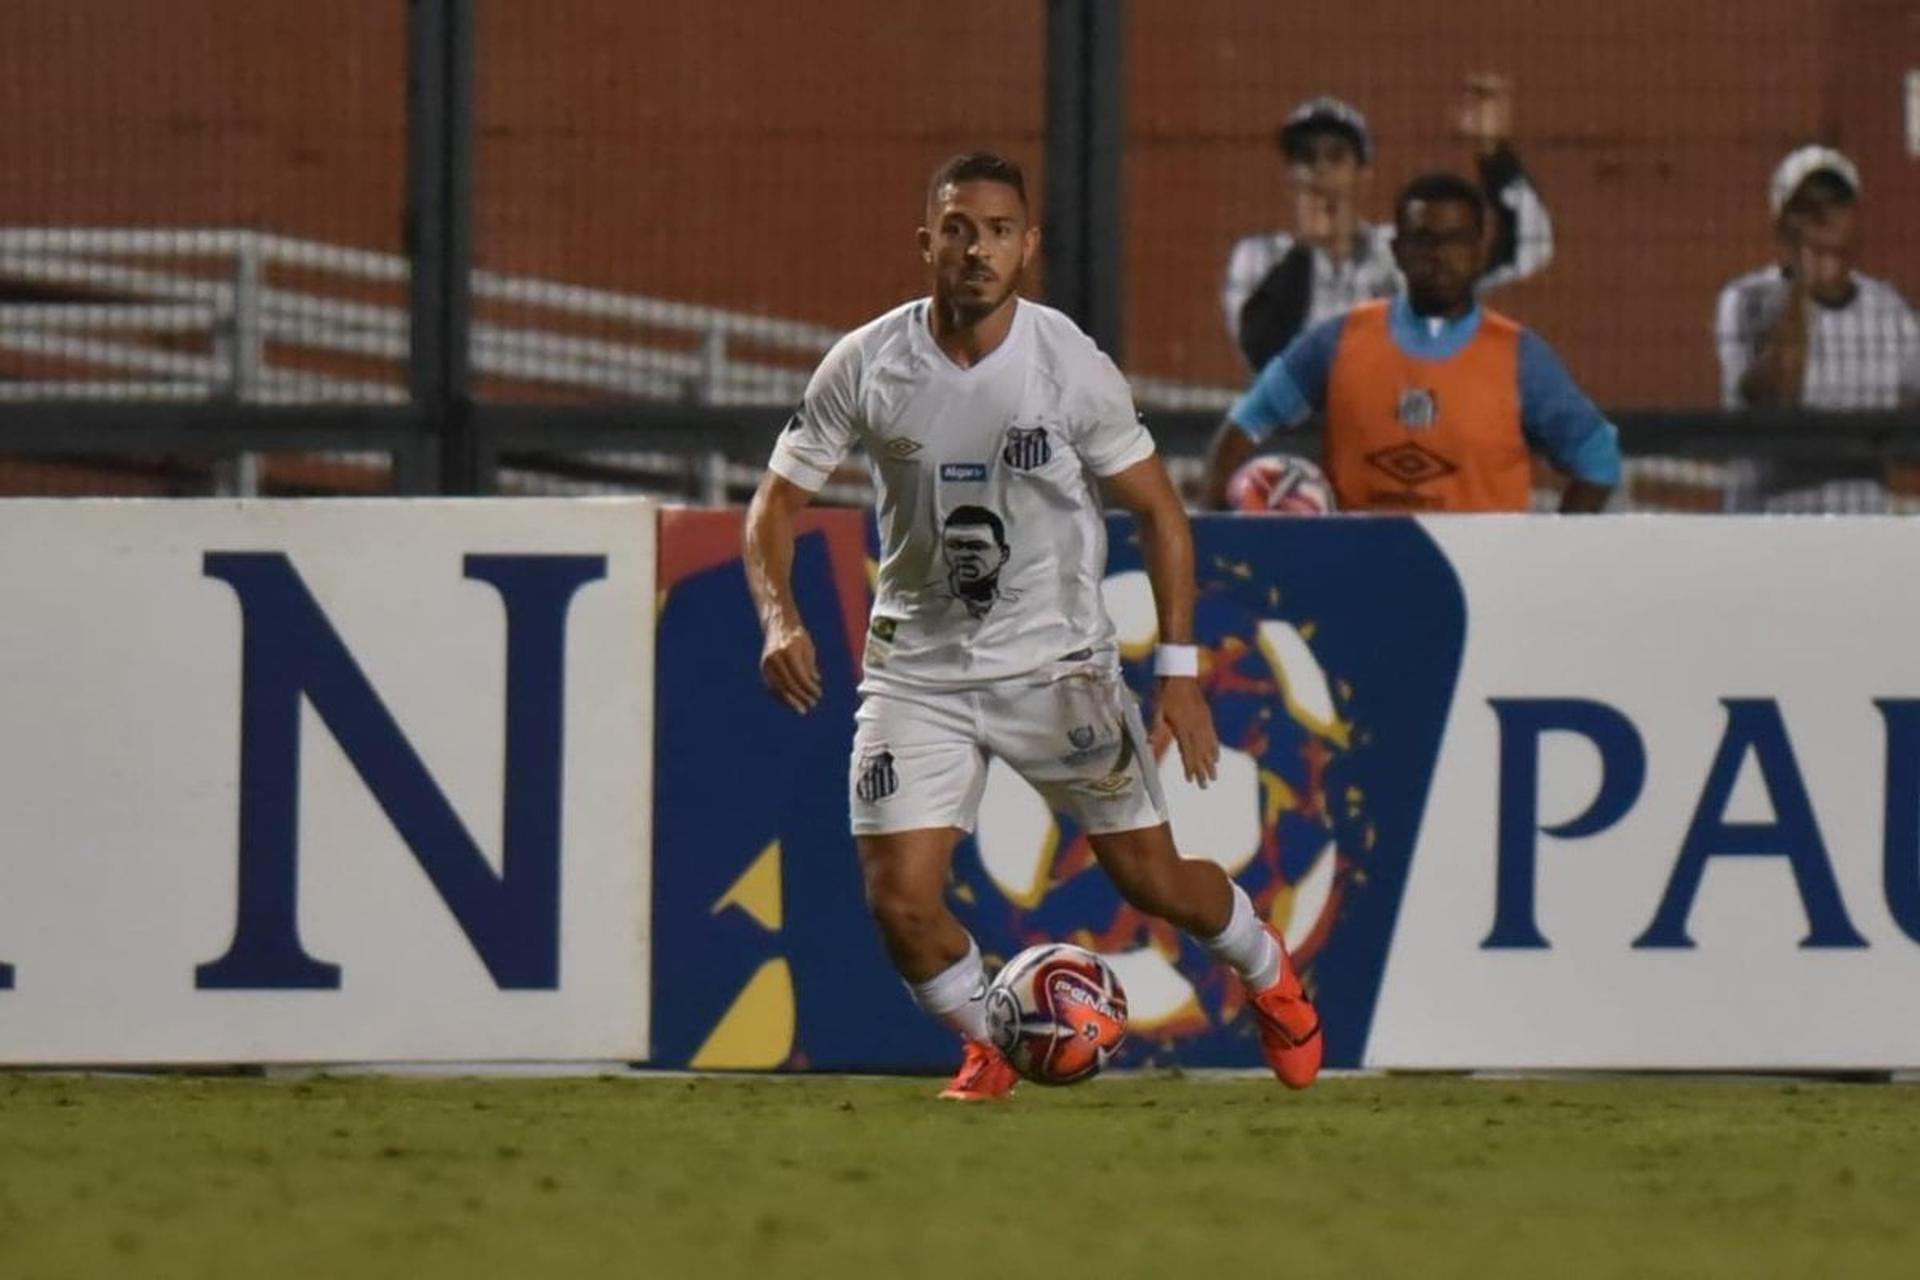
[[1714, 265, 1920, 409], [768, 297, 1155, 692]]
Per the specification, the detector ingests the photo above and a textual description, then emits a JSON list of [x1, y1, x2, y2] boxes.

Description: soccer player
[[1222, 79, 1555, 372], [745, 152, 1321, 1100], [1204, 172, 1619, 514]]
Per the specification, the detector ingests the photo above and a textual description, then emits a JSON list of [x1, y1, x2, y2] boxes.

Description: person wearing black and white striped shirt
[[1221, 78, 1555, 372], [1715, 146, 1920, 510]]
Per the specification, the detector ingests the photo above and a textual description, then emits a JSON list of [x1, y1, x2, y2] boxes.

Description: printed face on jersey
[[940, 504, 1013, 618], [1393, 197, 1486, 314], [920, 179, 1037, 322]]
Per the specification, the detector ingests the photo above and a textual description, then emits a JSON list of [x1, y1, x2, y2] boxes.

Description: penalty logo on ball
[[986, 943, 1129, 1086]]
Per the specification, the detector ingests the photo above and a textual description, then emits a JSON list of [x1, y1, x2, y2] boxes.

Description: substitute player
[[745, 152, 1321, 1100], [1205, 171, 1619, 513]]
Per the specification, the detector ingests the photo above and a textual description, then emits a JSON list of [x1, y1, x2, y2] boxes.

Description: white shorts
[[850, 657, 1169, 837]]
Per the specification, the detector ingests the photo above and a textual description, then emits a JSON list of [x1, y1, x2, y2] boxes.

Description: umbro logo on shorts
[[1002, 426, 1051, 471], [856, 750, 898, 803]]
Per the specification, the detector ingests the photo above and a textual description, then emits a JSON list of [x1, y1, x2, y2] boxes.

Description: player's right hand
[[760, 619, 823, 713]]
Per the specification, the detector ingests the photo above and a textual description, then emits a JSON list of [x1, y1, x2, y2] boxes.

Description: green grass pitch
[[2, 1072, 1916, 1279]]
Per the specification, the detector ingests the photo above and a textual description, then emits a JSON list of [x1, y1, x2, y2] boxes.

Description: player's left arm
[[1071, 352, 1221, 786], [1103, 454, 1221, 787], [1517, 328, 1620, 514]]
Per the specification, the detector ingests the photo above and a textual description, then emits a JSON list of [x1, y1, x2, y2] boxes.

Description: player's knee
[[863, 875, 942, 943], [1104, 847, 1182, 916]]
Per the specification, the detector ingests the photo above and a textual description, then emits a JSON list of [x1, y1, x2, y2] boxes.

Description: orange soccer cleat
[[937, 1038, 1019, 1101], [1245, 924, 1323, 1090]]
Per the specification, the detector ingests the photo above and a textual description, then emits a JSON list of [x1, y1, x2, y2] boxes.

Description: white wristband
[[1154, 643, 1199, 678]]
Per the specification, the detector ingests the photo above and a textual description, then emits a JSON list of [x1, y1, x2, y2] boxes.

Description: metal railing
[[0, 227, 1255, 411], [3, 226, 1916, 512]]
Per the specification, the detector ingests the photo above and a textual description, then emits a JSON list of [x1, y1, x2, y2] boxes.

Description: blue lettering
[[1637, 699, 1864, 949], [1876, 700, 1920, 945], [195, 552, 606, 990], [1485, 699, 1645, 948]]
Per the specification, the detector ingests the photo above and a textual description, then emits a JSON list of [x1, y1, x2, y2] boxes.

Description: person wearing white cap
[[1713, 146, 1920, 510], [1221, 76, 1555, 373]]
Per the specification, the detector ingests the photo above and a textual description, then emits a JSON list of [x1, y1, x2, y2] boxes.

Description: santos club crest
[[1002, 426, 1052, 470]]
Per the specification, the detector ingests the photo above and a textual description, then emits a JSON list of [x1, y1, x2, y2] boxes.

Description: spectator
[[1715, 146, 1920, 510], [1204, 173, 1618, 514], [1221, 77, 1554, 373]]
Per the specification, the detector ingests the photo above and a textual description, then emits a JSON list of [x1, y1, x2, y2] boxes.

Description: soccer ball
[[1226, 454, 1336, 515], [985, 943, 1129, 1085]]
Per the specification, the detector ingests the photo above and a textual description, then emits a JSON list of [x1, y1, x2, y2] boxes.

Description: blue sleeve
[[1518, 329, 1621, 487], [1229, 313, 1344, 442]]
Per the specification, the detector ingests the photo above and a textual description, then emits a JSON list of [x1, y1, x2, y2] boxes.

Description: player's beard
[[947, 263, 1023, 327]]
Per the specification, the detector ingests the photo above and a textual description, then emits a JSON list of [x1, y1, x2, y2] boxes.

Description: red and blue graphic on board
[[651, 509, 1464, 1072]]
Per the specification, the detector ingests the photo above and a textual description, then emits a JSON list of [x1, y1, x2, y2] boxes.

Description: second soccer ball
[[1226, 453, 1337, 515]]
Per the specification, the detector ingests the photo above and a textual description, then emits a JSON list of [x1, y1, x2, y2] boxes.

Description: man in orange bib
[[1205, 172, 1618, 514]]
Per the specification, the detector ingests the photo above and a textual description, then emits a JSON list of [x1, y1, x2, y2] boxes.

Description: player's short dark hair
[[944, 504, 1008, 547], [928, 152, 1028, 211], [1394, 172, 1487, 235], [1781, 169, 1858, 220]]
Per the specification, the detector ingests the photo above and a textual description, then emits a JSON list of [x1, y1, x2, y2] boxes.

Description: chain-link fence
[[2, 1, 1917, 507], [0, 1, 410, 492]]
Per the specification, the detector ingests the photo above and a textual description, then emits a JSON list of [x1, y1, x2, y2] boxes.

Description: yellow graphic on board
[[689, 959, 796, 1070], [711, 839, 783, 932], [693, 839, 796, 1067]]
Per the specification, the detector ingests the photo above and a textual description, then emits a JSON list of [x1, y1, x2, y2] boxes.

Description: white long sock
[[1201, 883, 1282, 991], [907, 935, 990, 1041]]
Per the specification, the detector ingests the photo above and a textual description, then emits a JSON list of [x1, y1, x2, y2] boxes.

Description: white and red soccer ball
[[1226, 454, 1336, 515], [985, 943, 1129, 1085]]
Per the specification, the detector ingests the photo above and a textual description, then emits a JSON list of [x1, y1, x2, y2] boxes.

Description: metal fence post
[[210, 235, 264, 496], [698, 328, 726, 404], [1044, 0, 1126, 362], [408, 0, 480, 494]]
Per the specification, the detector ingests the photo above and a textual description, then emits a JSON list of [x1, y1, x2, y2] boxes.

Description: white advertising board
[[0, 499, 652, 1063], [1369, 516, 1920, 1069]]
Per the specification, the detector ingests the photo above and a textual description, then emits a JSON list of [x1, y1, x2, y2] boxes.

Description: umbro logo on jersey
[[940, 462, 988, 482], [1003, 426, 1051, 470], [1366, 441, 1457, 487], [855, 750, 898, 803], [882, 437, 923, 460]]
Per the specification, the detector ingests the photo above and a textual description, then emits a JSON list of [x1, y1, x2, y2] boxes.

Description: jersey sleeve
[[767, 333, 863, 491], [1221, 233, 1285, 344], [1476, 144, 1555, 289], [1517, 329, 1622, 486], [1228, 312, 1344, 442], [1071, 350, 1157, 477]]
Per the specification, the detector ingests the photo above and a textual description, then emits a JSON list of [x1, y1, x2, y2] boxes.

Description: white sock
[[1201, 883, 1282, 991], [907, 935, 990, 1042]]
